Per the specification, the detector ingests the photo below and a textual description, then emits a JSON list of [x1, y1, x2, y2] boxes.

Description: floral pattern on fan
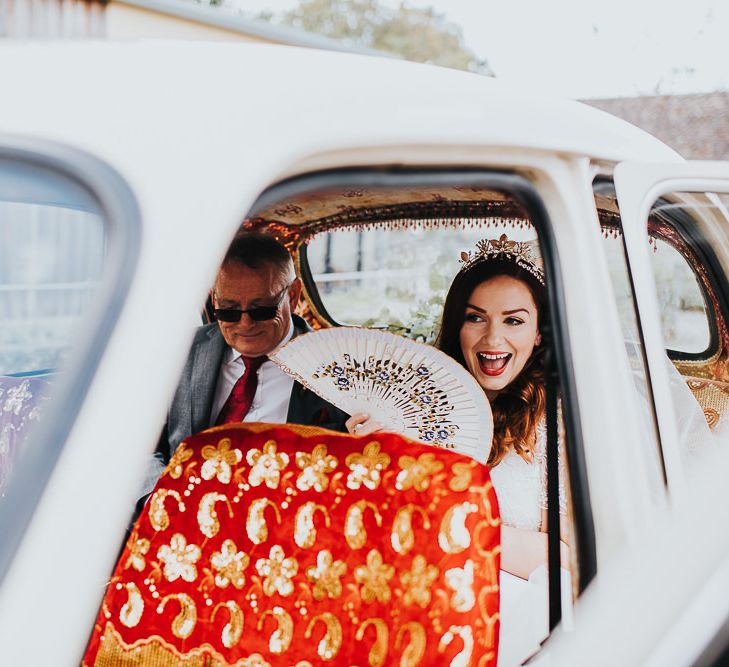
[[314, 356, 460, 448], [271, 328, 492, 462]]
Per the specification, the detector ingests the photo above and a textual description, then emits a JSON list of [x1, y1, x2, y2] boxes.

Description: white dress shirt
[[210, 321, 295, 425]]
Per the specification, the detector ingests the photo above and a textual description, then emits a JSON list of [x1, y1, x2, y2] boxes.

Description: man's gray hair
[[221, 232, 294, 282]]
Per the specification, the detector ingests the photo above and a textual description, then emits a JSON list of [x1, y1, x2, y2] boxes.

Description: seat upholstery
[[685, 376, 729, 431], [83, 422, 501, 666]]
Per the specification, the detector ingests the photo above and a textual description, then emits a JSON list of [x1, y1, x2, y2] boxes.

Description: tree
[[266, 0, 492, 76]]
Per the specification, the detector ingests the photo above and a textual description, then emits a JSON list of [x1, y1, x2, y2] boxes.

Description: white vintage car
[[0, 42, 728, 666]]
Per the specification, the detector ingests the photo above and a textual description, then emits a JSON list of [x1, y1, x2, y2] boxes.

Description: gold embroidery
[[166, 445, 193, 479], [241, 657, 272, 667], [478, 481, 501, 527], [201, 437, 242, 484], [345, 500, 383, 550], [210, 539, 249, 589], [396, 622, 426, 667], [119, 583, 144, 628], [294, 502, 330, 549], [305, 613, 343, 661], [439, 626, 474, 667], [354, 549, 394, 604], [355, 618, 389, 667], [257, 606, 294, 654], [484, 545, 500, 592], [345, 441, 391, 490], [449, 462, 474, 492], [197, 492, 233, 539], [705, 407, 720, 429], [157, 534, 201, 583], [473, 540, 500, 593], [400, 555, 439, 607], [396, 453, 444, 491], [295, 444, 338, 492], [445, 560, 475, 612], [477, 589, 500, 646], [246, 498, 282, 545], [391, 504, 430, 555], [93, 622, 270, 666], [211, 601, 244, 649], [255, 545, 298, 597], [306, 550, 347, 600], [438, 502, 478, 554], [247, 439, 289, 489], [149, 489, 184, 532], [124, 538, 150, 572], [157, 594, 197, 639]]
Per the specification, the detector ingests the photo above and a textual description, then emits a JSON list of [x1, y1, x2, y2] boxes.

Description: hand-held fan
[[271, 327, 492, 463]]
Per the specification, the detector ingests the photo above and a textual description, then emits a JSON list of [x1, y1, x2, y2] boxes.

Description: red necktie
[[215, 356, 267, 425]]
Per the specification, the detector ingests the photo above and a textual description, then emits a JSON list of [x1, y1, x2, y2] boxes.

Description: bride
[[347, 234, 568, 665], [435, 235, 569, 665]]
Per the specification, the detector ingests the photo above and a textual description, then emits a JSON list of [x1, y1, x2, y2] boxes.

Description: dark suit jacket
[[158, 315, 348, 462]]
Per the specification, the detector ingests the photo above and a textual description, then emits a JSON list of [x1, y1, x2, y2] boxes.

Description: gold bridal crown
[[459, 234, 545, 285]]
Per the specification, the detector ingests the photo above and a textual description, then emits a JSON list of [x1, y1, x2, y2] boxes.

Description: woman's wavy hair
[[436, 257, 546, 466]]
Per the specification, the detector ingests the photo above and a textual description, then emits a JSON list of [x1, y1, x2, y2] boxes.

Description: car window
[[0, 146, 139, 581], [0, 162, 105, 494], [642, 192, 729, 451], [649, 202, 716, 356], [600, 181, 729, 492], [246, 173, 592, 642], [0, 202, 104, 374]]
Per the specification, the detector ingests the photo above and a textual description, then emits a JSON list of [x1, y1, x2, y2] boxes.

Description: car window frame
[[0, 135, 141, 585], [594, 181, 720, 360], [613, 160, 729, 504], [250, 167, 598, 612]]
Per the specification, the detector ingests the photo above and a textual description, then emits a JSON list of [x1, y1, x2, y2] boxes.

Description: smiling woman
[[460, 275, 541, 400], [436, 234, 566, 665]]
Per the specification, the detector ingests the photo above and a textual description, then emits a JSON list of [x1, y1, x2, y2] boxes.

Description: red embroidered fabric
[[83, 423, 501, 666]]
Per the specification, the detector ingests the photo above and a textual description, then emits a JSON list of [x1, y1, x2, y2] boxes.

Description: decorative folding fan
[[271, 328, 492, 462]]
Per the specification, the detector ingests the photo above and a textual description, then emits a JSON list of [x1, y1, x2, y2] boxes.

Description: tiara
[[459, 234, 545, 285]]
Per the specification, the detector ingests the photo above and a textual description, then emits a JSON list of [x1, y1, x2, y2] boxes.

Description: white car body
[[0, 42, 727, 665]]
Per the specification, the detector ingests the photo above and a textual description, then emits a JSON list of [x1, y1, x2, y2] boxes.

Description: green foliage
[[269, 0, 492, 75]]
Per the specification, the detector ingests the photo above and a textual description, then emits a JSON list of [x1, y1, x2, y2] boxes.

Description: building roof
[[115, 0, 384, 55], [586, 91, 729, 160]]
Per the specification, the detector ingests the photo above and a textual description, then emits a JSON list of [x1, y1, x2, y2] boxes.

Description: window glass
[[305, 224, 537, 342], [0, 204, 104, 373], [0, 161, 105, 500], [643, 193, 729, 457], [649, 211, 712, 355]]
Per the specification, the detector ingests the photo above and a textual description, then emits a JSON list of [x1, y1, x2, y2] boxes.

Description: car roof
[[0, 41, 680, 179]]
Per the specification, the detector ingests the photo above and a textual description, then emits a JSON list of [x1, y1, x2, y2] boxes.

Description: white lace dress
[[488, 418, 571, 667], [490, 418, 567, 530]]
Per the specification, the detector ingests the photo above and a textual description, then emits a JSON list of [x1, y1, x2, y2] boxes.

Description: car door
[[615, 161, 729, 502], [548, 161, 729, 666], [0, 137, 142, 661]]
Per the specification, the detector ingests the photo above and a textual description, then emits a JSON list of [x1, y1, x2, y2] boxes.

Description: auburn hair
[[435, 258, 546, 466]]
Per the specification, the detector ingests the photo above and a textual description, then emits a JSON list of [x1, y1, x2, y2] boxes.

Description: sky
[[235, 0, 729, 99]]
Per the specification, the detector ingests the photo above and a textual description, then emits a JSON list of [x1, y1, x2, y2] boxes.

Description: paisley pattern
[[82, 423, 500, 666]]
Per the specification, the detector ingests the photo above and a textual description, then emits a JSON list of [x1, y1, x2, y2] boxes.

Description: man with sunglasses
[[157, 233, 348, 463]]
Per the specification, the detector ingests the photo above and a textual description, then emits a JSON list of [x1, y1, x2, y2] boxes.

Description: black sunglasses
[[214, 285, 289, 323]]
